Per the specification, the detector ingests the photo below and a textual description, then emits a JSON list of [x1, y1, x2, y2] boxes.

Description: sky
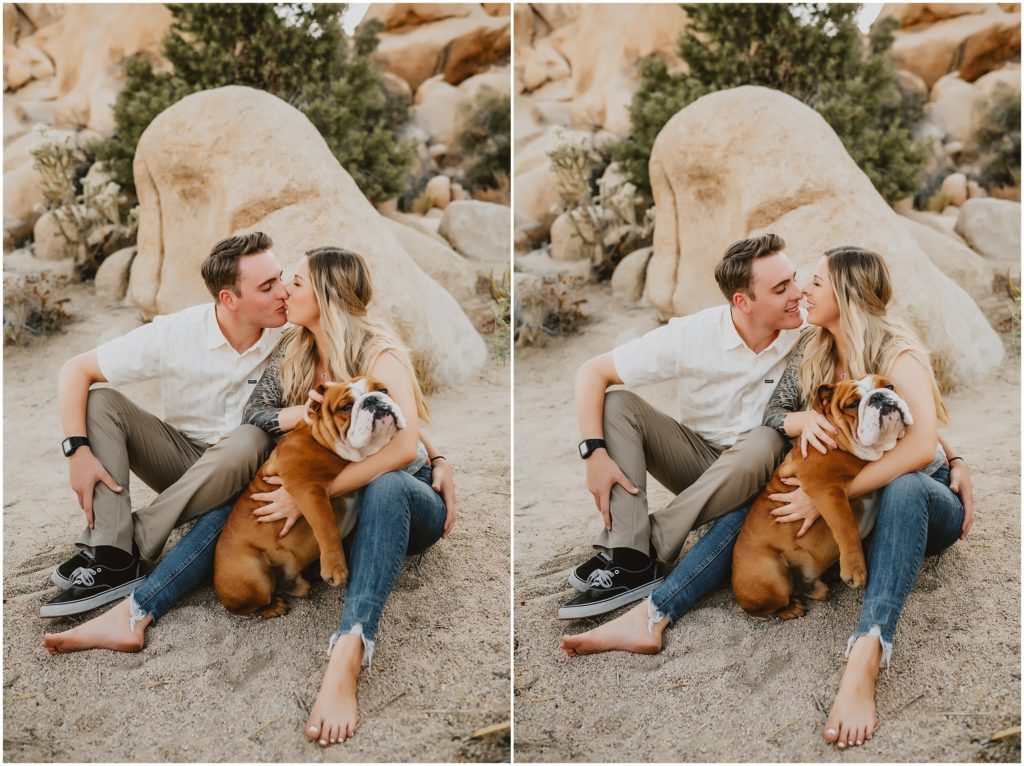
[[343, 3, 370, 34]]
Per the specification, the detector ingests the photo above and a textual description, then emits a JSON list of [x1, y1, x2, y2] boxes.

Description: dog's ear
[[815, 383, 835, 413]]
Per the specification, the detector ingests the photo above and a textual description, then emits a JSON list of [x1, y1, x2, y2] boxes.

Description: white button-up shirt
[[612, 304, 803, 447], [96, 303, 284, 445]]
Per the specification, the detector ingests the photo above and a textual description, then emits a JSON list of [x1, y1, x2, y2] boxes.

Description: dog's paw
[[320, 553, 349, 588], [840, 557, 867, 588]]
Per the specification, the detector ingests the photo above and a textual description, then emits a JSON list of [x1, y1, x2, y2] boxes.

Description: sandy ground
[[3, 282, 511, 762], [514, 283, 1021, 763]]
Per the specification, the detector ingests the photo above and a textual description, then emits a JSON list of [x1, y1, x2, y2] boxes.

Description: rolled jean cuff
[[844, 625, 893, 669], [327, 624, 376, 670]]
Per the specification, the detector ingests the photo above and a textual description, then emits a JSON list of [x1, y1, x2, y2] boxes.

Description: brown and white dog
[[213, 377, 405, 618], [731, 375, 913, 620]]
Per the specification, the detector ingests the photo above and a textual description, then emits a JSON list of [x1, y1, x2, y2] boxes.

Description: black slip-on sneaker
[[557, 560, 663, 619], [40, 560, 145, 618], [568, 552, 612, 592], [51, 549, 97, 590]]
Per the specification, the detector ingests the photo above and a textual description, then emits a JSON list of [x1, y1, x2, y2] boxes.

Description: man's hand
[[431, 460, 457, 538], [251, 475, 302, 537], [949, 460, 975, 539], [586, 450, 639, 531], [768, 477, 820, 538], [68, 449, 122, 529]]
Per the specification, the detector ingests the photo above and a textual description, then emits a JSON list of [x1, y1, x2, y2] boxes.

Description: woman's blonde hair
[[279, 246, 430, 422], [798, 246, 948, 423]]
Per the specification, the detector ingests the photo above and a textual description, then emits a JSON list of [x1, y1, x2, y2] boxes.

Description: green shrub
[[610, 5, 927, 204], [455, 87, 511, 191], [94, 4, 412, 203], [973, 86, 1021, 190]]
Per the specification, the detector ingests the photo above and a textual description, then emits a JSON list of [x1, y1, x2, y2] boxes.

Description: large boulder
[[882, 6, 1021, 87], [362, 4, 475, 30], [437, 200, 511, 264], [130, 86, 487, 386], [954, 198, 1022, 269], [369, 8, 511, 92], [25, 4, 170, 133], [927, 74, 984, 142], [647, 86, 1003, 386], [538, 4, 688, 134], [412, 67, 510, 146], [379, 217, 476, 304]]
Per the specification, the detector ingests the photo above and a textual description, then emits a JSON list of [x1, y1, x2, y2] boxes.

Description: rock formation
[[131, 86, 487, 386], [648, 86, 1003, 386]]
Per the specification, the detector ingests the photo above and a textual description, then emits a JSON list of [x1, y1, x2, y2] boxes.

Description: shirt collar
[[205, 303, 229, 350], [721, 307, 746, 351]]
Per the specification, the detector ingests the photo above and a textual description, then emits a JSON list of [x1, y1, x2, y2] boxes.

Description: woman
[[44, 247, 456, 748], [562, 246, 974, 750]]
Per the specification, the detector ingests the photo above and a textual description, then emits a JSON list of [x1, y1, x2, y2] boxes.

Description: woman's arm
[[771, 351, 941, 535], [420, 431, 457, 538], [241, 346, 307, 437], [327, 351, 421, 497], [846, 352, 938, 498], [938, 432, 974, 539], [762, 338, 837, 457]]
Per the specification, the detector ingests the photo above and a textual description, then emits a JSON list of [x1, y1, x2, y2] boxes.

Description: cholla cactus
[[547, 127, 654, 279], [30, 128, 138, 278]]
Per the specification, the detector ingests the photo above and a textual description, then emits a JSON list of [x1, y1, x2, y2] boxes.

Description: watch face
[[578, 442, 587, 458], [62, 438, 72, 456]]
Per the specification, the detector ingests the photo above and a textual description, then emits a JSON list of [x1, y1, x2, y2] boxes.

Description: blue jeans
[[649, 467, 964, 667], [129, 501, 234, 628], [330, 465, 446, 666], [847, 466, 963, 666]]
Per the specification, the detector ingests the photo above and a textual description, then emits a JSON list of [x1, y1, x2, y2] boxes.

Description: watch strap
[[63, 436, 90, 457]]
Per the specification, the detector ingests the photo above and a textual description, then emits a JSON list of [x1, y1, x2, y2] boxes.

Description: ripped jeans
[[847, 466, 963, 667], [647, 466, 964, 668], [328, 465, 446, 667]]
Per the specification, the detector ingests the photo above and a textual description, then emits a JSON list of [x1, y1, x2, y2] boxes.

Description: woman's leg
[[305, 468, 445, 746], [43, 502, 234, 654], [824, 468, 963, 749], [562, 504, 749, 656]]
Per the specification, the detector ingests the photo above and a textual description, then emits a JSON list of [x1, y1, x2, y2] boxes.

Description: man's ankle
[[610, 547, 651, 570], [93, 545, 137, 569]]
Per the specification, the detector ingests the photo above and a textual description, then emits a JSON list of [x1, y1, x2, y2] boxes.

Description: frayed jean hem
[[327, 623, 376, 671], [127, 594, 149, 633], [845, 625, 893, 669]]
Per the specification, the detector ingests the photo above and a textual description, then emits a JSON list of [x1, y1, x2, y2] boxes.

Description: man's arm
[[58, 350, 122, 528], [575, 352, 638, 531]]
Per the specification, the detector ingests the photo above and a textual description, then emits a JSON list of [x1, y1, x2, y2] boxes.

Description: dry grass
[[3, 273, 73, 345]]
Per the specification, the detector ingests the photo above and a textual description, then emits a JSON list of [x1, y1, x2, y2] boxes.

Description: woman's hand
[[792, 410, 839, 459], [949, 459, 975, 539], [301, 386, 333, 426], [251, 475, 303, 537], [431, 459, 458, 538], [768, 477, 820, 538]]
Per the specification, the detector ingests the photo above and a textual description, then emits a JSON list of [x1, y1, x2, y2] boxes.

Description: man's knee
[[736, 426, 789, 467], [214, 424, 274, 465], [602, 389, 643, 429], [85, 387, 131, 427]]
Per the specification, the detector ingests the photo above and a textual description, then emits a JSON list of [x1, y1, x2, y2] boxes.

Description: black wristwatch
[[578, 438, 606, 460], [62, 436, 90, 457]]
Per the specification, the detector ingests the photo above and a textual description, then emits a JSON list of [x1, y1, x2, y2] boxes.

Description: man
[[560, 233, 805, 619], [42, 232, 289, 617]]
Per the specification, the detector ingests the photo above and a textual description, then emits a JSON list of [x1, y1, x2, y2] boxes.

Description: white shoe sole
[[557, 577, 663, 619], [39, 576, 146, 618]]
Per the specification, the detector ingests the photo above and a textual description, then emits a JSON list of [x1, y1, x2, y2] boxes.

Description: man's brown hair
[[714, 233, 786, 301], [201, 232, 273, 300]]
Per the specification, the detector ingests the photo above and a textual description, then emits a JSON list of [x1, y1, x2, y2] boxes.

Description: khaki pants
[[76, 388, 274, 561], [592, 390, 788, 564]]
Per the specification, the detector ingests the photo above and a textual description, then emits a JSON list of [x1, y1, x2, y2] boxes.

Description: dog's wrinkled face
[[310, 377, 405, 462], [814, 374, 913, 461]]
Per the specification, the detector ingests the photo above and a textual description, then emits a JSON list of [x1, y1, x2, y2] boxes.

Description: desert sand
[[514, 282, 1020, 762], [3, 282, 511, 762]]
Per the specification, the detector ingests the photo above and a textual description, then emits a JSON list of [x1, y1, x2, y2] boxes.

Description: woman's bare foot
[[305, 633, 363, 746], [823, 635, 882, 749], [42, 598, 150, 655], [561, 599, 668, 657]]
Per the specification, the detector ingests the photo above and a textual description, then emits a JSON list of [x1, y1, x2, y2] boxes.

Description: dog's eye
[[378, 387, 389, 396], [340, 403, 353, 412], [844, 400, 859, 410], [884, 384, 894, 391]]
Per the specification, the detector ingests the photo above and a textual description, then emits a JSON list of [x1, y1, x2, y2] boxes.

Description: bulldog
[[213, 377, 405, 618], [731, 375, 913, 620]]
